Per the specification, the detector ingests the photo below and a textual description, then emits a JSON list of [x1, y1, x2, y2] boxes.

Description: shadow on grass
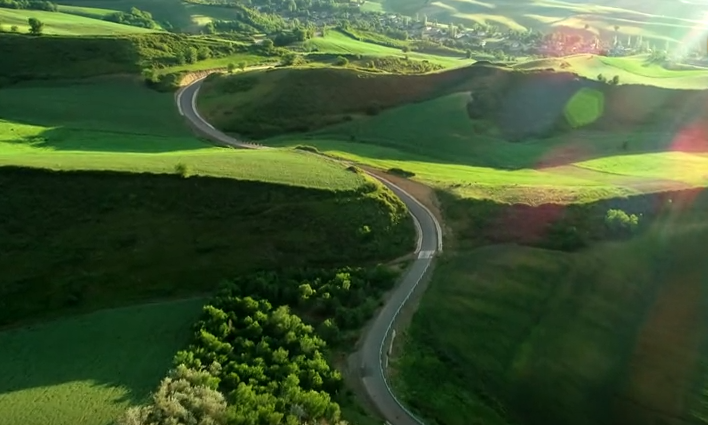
[[4, 125, 210, 153], [0, 298, 205, 407]]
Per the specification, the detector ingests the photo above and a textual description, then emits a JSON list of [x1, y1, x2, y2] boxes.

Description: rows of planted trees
[[119, 266, 400, 425]]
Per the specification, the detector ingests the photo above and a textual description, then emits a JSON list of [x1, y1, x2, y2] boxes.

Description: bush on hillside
[[118, 365, 227, 425], [388, 168, 415, 178], [350, 56, 443, 74], [0, 0, 56, 11], [294, 145, 320, 153], [105, 7, 157, 29], [174, 162, 192, 177], [143, 69, 189, 92], [605, 208, 640, 236]]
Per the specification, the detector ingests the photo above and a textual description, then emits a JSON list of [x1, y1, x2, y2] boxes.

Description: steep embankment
[[0, 166, 414, 327]]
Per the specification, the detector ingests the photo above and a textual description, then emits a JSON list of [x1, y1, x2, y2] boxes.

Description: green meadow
[[393, 211, 708, 425], [268, 91, 706, 204], [306, 30, 474, 68], [516, 54, 708, 89], [0, 8, 157, 35], [0, 298, 205, 425], [0, 78, 364, 190]]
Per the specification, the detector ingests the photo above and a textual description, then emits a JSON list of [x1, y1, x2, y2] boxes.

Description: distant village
[[277, 2, 707, 63]]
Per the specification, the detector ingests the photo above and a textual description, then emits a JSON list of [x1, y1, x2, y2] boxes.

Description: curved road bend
[[177, 77, 443, 425]]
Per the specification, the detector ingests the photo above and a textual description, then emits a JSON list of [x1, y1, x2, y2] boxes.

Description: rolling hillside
[[0, 7, 157, 35], [378, 0, 708, 45]]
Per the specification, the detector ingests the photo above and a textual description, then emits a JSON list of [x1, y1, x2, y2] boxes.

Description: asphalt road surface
[[177, 76, 443, 425]]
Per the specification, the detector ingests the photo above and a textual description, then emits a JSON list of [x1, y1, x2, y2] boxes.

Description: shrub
[[387, 168, 415, 178], [365, 102, 381, 116], [117, 365, 227, 425], [605, 209, 640, 236], [334, 56, 348, 66], [294, 145, 320, 153], [174, 162, 192, 177]]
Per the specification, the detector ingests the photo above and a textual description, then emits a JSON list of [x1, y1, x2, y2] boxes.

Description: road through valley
[[177, 76, 443, 425]]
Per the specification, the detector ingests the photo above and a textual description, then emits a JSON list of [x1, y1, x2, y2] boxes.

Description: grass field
[[0, 7, 157, 35], [515, 54, 708, 89], [267, 90, 708, 204], [393, 216, 708, 425], [54, 0, 252, 31], [0, 78, 363, 190], [306, 30, 473, 68], [378, 0, 708, 45], [0, 298, 205, 425]]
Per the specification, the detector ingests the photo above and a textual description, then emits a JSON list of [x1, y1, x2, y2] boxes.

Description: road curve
[[176, 76, 443, 425]]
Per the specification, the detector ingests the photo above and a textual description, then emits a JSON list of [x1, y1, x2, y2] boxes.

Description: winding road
[[176, 76, 443, 425]]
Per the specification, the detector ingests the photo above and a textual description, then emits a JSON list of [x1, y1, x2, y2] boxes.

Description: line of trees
[[119, 266, 400, 424], [0, 0, 56, 11], [104, 7, 157, 29]]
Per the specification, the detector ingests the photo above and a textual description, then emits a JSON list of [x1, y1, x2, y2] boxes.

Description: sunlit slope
[[379, 0, 708, 44], [515, 54, 708, 89]]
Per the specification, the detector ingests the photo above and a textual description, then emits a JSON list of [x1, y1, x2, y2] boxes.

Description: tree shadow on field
[[4, 125, 210, 153], [0, 299, 204, 415]]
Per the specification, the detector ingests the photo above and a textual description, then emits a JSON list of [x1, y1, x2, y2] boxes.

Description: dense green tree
[[27, 17, 43, 35]]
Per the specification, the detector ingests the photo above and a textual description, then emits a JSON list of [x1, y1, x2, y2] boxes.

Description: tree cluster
[[218, 267, 398, 343], [117, 266, 399, 424], [105, 7, 157, 29], [0, 0, 56, 11]]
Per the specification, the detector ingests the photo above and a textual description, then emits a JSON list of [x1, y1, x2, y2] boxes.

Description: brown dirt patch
[[611, 273, 706, 425]]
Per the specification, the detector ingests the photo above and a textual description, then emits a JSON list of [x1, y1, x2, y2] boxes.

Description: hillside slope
[[396, 211, 708, 425], [0, 32, 237, 82], [0, 167, 414, 326]]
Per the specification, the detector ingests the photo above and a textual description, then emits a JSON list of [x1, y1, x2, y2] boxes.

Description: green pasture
[[0, 298, 205, 425], [54, 0, 252, 31], [0, 7, 156, 35], [267, 91, 707, 203], [0, 79, 364, 190], [394, 219, 708, 425], [306, 30, 473, 68], [516, 54, 708, 89]]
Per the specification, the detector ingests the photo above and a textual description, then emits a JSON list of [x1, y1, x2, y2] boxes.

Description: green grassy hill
[[306, 30, 473, 68], [394, 211, 708, 425], [377, 0, 706, 44], [0, 75, 415, 425], [0, 7, 157, 35], [0, 78, 414, 326], [515, 54, 708, 89], [198, 63, 708, 203], [54, 0, 259, 32]]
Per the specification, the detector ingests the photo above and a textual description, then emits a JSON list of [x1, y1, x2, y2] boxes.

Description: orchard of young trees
[[119, 266, 399, 425]]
